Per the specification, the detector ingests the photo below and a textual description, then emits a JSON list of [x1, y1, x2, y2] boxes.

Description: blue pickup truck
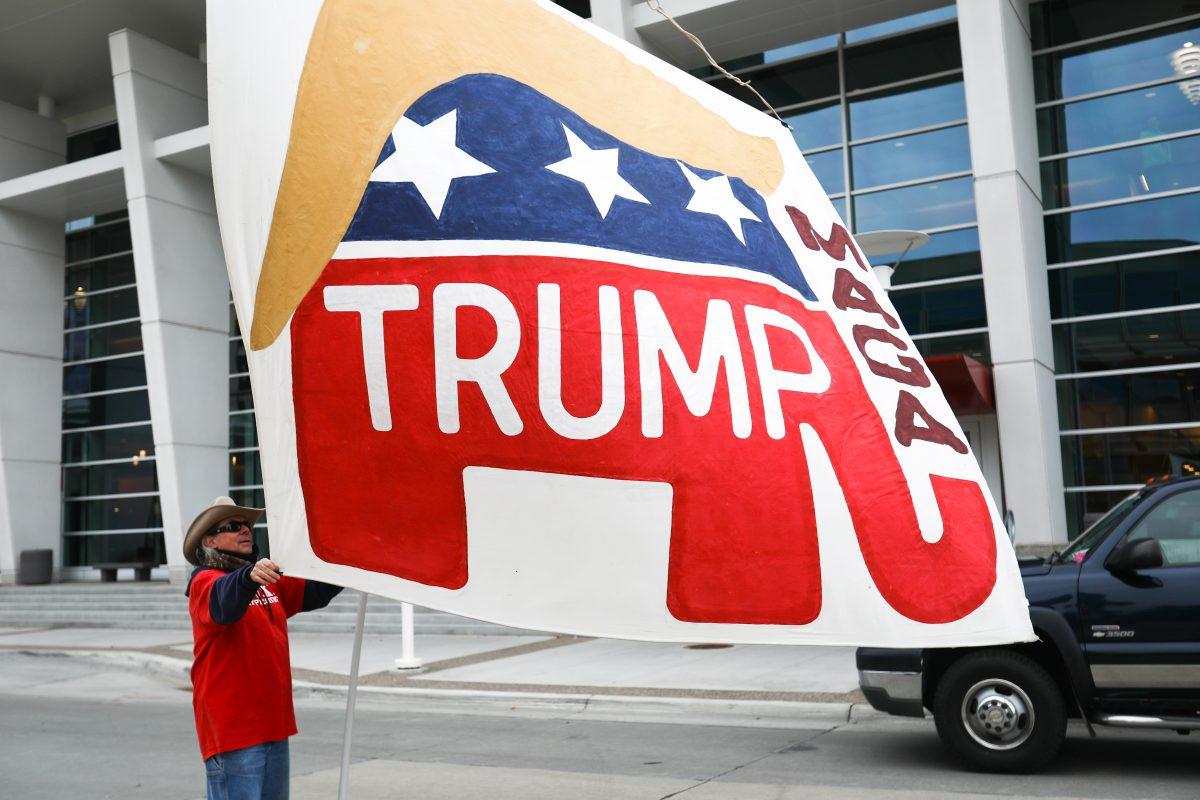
[[857, 474, 1200, 772]]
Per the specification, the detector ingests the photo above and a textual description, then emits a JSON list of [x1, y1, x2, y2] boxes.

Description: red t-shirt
[[187, 568, 308, 760]]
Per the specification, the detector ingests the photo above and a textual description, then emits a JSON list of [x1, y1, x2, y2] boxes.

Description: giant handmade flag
[[208, 0, 1033, 645]]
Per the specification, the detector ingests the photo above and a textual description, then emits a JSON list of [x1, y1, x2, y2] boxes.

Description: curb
[[296, 679, 868, 729], [46, 647, 883, 729], [68, 647, 194, 678]]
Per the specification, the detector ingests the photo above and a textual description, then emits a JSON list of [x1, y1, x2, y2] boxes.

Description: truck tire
[[932, 649, 1066, 773]]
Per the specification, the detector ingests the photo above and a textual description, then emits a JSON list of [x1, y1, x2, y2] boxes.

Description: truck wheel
[[932, 649, 1066, 773]]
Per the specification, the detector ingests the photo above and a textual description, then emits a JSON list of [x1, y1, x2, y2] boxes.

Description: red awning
[[925, 354, 994, 415]]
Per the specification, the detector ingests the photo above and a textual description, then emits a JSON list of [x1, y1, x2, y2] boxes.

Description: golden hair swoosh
[[250, 0, 785, 350]]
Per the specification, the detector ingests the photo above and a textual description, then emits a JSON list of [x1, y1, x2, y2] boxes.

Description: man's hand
[[249, 558, 283, 585]]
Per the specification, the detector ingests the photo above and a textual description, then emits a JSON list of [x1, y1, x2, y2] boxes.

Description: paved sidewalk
[[0, 624, 861, 703]]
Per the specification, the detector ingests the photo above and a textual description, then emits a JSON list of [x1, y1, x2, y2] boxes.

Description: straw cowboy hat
[[183, 496, 264, 565]]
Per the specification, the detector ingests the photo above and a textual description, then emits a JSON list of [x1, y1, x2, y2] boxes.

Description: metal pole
[[338, 591, 368, 800], [394, 602, 424, 670]]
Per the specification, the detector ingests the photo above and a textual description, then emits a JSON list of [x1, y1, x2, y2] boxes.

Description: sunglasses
[[214, 520, 249, 534]]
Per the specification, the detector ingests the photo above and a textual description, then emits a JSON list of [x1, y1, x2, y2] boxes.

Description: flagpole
[[338, 591, 368, 800]]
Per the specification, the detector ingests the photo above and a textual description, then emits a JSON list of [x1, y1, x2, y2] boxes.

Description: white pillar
[[589, 0, 649, 48], [958, 0, 1067, 545], [393, 602, 423, 671], [0, 102, 66, 583], [110, 30, 229, 582]]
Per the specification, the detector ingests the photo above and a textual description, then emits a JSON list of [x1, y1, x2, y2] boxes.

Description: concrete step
[[0, 583, 527, 635], [0, 615, 518, 635]]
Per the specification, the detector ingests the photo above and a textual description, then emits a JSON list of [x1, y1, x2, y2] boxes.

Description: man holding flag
[[183, 496, 343, 799]]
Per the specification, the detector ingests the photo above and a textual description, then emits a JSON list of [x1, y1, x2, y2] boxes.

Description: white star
[[369, 109, 495, 219], [677, 162, 759, 244], [545, 125, 649, 218]]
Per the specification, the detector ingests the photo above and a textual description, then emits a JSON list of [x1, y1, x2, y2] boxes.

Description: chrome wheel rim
[[960, 678, 1035, 751]]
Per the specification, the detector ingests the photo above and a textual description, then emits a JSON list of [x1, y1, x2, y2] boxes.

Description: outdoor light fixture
[[854, 229, 930, 290], [72, 286, 87, 311], [1172, 41, 1200, 105]]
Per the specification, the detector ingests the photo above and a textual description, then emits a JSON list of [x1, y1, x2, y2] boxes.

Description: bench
[[94, 561, 158, 582]]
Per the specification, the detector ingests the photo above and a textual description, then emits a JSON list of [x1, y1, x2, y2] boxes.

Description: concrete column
[[0, 102, 66, 583], [110, 30, 228, 582], [589, 0, 649, 47], [958, 0, 1067, 545]]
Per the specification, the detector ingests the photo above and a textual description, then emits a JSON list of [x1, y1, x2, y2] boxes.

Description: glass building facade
[[703, 1, 1200, 537], [60, 121, 271, 571], [61, 207, 163, 566], [1032, 0, 1200, 533], [229, 302, 268, 554], [13, 0, 1200, 576], [699, 6, 990, 365]]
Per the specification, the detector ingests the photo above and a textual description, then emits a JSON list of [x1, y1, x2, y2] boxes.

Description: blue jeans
[[205, 739, 290, 800]]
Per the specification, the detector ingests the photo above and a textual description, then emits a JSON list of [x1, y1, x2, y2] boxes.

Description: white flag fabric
[[207, 0, 1033, 646]]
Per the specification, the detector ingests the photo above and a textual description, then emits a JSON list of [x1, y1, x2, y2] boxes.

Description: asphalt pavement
[[0, 650, 1197, 799]]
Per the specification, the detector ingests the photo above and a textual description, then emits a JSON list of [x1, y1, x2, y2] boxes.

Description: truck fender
[[1029, 607, 1094, 712]]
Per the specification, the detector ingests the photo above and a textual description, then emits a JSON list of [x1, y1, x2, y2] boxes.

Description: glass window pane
[[1053, 309, 1200, 373], [63, 354, 147, 396], [785, 102, 843, 151], [1044, 192, 1200, 264], [1048, 251, 1200, 317], [1057, 368, 1200, 429], [230, 415, 259, 449], [830, 196, 847, 221], [63, 286, 140, 329], [63, 390, 151, 430], [63, 532, 164, 568], [231, 488, 265, 509], [764, 36, 839, 63], [843, 23, 961, 92], [1060, 426, 1200, 488], [66, 123, 121, 163], [1125, 489, 1200, 565], [1031, 0, 1197, 50], [1035, 23, 1200, 101], [62, 424, 154, 464], [63, 321, 142, 362], [691, 53, 771, 78], [65, 210, 126, 232], [1063, 490, 1138, 539], [890, 279, 986, 336], [846, 6, 957, 44], [849, 78, 966, 140], [881, 227, 982, 286], [230, 339, 248, 374], [229, 449, 263, 488], [804, 149, 844, 195], [851, 125, 970, 189], [551, 0, 589, 18], [65, 253, 135, 295], [1037, 79, 1200, 156], [64, 460, 158, 498], [253, 527, 271, 558], [710, 51, 839, 109], [1041, 134, 1200, 209], [230, 375, 254, 411], [65, 219, 131, 263], [913, 331, 991, 365], [853, 176, 976, 231]]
